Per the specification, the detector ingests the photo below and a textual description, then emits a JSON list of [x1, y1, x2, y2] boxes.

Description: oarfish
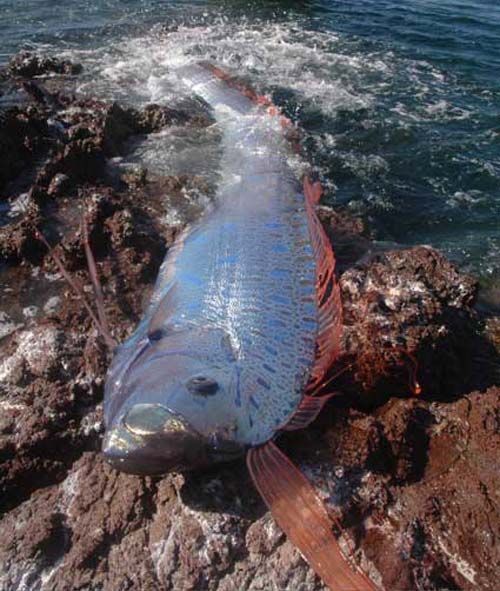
[[102, 64, 376, 591]]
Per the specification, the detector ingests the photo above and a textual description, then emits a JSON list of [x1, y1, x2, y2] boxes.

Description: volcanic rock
[[7, 52, 83, 78], [336, 246, 499, 403], [0, 106, 49, 192]]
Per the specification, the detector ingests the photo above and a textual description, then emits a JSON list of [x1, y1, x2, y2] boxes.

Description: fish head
[[102, 325, 244, 475]]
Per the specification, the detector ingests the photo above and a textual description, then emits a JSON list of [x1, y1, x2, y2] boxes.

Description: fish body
[[103, 64, 327, 473], [100, 65, 377, 591]]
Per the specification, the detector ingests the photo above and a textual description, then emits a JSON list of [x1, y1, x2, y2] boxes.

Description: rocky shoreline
[[0, 52, 498, 591]]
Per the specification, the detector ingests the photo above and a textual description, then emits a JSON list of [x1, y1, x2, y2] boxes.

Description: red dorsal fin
[[204, 63, 273, 108], [280, 393, 335, 431], [303, 176, 343, 393], [203, 63, 292, 128], [247, 442, 377, 591], [305, 176, 323, 204]]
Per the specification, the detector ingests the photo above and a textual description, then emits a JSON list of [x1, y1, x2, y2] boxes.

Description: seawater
[[1, 0, 499, 287]]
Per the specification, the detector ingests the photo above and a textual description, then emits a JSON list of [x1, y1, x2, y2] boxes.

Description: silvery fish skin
[[102, 65, 319, 475]]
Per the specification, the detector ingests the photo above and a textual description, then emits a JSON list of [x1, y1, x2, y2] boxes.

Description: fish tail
[[176, 62, 291, 127]]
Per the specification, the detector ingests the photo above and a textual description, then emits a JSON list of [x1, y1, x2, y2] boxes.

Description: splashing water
[[1, 1, 498, 288]]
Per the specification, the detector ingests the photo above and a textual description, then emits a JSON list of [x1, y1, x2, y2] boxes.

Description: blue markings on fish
[[102, 64, 328, 475]]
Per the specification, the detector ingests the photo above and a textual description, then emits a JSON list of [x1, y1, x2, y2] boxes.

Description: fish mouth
[[102, 403, 209, 475]]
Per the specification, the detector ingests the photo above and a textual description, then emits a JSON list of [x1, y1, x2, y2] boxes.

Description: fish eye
[[187, 376, 219, 396], [148, 329, 165, 343]]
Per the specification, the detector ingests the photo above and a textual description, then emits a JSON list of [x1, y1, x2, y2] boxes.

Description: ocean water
[[1, 0, 499, 286]]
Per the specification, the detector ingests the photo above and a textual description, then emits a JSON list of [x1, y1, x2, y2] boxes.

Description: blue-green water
[[1, 0, 499, 284]]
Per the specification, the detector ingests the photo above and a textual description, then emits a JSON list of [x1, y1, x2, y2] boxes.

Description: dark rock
[[0, 199, 44, 264], [7, 51, 82, 78], [47, 173, 71, 197], [0, 106, 49, 191], [100, 103, 140, 156], [33, 138, 105, 191], [337, 246, 497, 402], [121, 166, 148, 189]]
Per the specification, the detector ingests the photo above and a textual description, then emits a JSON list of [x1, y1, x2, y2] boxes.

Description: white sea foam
[[55, 19, 384, 205], [54, 17, 452, 186], [44, 15, 496, 277], [63, 19, 378, 116]]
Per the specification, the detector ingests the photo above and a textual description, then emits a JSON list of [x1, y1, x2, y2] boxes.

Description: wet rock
[[59, 138, 106, 182], [100, 103, 140, 156], [0, 199, 44, 264], [47, 173, 71, 197], [1, 63, 206, 200], [484, 316, 500, 353], [121, 166, 148, 189], [29, 101, 190, 195], [20, 80, 63, 109], [7, 51, 82, 78], [337, 246, 497, 401], [137, 103, 190, 131], [319, 205, 372, 271], [0, 105, 49, 191], [59, 101, 205, 164], [135, 103, 211, 132]]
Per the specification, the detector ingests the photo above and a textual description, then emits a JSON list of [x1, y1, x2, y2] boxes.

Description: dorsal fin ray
[[37, 224, 116, 351], [303, 176, 343, 393]]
